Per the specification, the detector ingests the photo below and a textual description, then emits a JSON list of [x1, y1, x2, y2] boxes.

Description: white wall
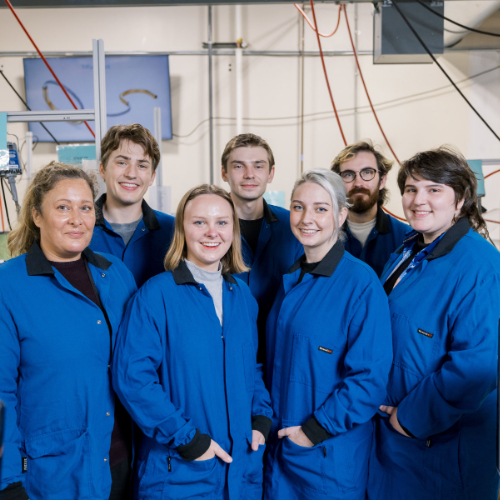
[[1, 2, 499, 242]]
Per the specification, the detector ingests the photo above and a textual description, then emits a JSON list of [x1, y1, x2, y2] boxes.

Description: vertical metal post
[[153, 107, 163, 186], [299, 3, 305, 174], [353, 4, 359, 142], [93, 39, 107, 163], [235, 4, 243, 135], [208, 6, 214, 185], [25, 131, 33, 179]]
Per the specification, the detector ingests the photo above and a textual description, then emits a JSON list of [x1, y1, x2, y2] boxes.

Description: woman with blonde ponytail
[[0, 162, 137, 500]]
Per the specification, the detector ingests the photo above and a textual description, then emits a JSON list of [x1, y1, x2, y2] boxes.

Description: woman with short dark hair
[[112, 184, 272, 500], [0, 162, 137, 500], [367, 146, 500, 500]]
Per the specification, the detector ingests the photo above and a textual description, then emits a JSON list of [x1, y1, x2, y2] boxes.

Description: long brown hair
[[8, 162, 98, 257], [397, 146, 488, 238], [164, 184, 249, 274]]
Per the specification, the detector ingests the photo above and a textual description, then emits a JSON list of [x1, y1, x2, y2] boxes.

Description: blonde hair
[[8, 162, 98, 257], [164, 184, 249, 274]]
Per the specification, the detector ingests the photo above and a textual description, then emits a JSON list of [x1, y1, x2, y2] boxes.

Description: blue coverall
[[234, 200, 303, 363], [367, 218, 500, 500], [0, 243, 137, 499], [90, 194, 175, 287], [264, 241, 392, 500], [112, 260, 273, 500], [343, 206, 410, 277]]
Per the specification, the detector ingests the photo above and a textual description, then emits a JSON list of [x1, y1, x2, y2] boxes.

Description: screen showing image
[[24, 55, 172, 142]]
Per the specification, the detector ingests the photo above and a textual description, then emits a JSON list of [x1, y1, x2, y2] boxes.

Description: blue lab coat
[[90, 194, 175, 287], [112, 260, 273, 500], [367, 218, 500, 500], [0, 243, 137, 500], [264, 241, 392, 500], [234, 201, 303, 363], [343, 206, 410, 277]]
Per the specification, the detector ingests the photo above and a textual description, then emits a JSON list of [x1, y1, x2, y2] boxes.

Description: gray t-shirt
[[109, 215, 143, 246], [185, 259, 223, 326]]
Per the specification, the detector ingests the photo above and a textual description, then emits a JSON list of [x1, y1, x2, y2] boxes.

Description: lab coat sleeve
[[312, 279, 393, 436], [246, 288, 273, 421], [0, 303, 25, 491], [112, 289, 197, 449], [398, 273, 500, 439]]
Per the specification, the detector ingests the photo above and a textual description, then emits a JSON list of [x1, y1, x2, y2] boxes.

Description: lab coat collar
[[426, 217, 471, 261], [26, 241, 112, 276], [172, 259, 238, 286], [263, 199, 278, 224], [287, 239, 344, 278], [375, 206, 391, 235], [95, 193, 160, 231]]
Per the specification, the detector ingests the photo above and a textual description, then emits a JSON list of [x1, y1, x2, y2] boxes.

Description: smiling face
[[339, 151, 386, 214], [402, 174, 464, 243], [184, 194, 234, 272], [221, 146, 275, 202], [32, 178, 96, 262], [290, 182, 348, 263], [99, 139, 156, 209]]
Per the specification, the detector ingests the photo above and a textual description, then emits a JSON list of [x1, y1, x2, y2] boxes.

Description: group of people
[[0, 124, 499, 500]]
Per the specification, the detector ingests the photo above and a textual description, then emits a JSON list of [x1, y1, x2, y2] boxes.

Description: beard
[[348, 186, 379, 214]]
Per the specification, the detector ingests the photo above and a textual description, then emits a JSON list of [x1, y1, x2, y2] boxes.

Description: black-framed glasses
[[339, 168, 379, 183]]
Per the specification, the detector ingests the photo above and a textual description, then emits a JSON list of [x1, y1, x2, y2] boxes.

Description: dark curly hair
[[397, 146, 488, 238]]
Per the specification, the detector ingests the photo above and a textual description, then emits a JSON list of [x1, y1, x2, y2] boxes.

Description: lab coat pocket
[[244, 432, 266, 486], [242, 342, 256, 392], [162, 454, 221, 500], [24, 427, 91, 499], [290, 334, 338, 393], [391, 313, 440, 380], [279, 436, 326, 493]]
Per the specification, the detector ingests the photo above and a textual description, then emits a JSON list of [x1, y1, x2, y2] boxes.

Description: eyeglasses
[[339, 168, 379, 183]]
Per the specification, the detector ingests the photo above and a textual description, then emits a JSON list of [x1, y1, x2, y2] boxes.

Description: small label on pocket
[[318, 346, 333, 354], [417, 328, 434, 338], [22, 457, 27, 473]]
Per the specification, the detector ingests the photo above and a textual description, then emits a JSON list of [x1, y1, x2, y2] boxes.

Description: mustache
[[348, 187, 371, 196]]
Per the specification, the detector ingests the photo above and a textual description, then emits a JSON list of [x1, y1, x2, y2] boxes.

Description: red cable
[[382, 206, 407, 223], [485, 169, 500, 179], [343, 5, 400, 165], [295, 4, 342, 37], [3, 0, 95, 138], [309, 0, 347, 146]]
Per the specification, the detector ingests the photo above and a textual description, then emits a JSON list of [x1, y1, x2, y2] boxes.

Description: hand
[[277, 426, 314, 448], [194, 439, 233, 463], [251, 430, 265, 451], [379, 405, 396, 415], [386, 407, 411, 438]]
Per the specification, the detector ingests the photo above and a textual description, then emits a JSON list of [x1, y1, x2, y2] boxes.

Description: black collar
[[26, 241, 112, 276], [426, 217, 471, 261], [263, 199, 278, 224], [287, 239, 344, 278], [172, 259, 238, 286], [375, 206, 391, 235], [95, 193, 160, 231]]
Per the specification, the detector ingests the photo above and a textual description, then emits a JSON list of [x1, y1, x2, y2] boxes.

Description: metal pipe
[[25, 131, 32, 179], [235, 4, 243, 134], [353, 3, 359, 142], [92, 39, 107, 162], [208, 5, 214, 184], [154, 106, 163, 186], [299, 2, 305, 174]]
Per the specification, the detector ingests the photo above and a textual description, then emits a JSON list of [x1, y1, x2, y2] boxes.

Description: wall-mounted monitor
[[24, 55, 172, 142]]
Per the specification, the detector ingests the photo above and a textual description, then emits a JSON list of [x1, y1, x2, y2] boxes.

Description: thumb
[[277, 426, 298, 439], [212, 441, 233, 463]]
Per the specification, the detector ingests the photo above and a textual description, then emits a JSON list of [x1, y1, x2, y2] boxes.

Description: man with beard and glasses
[[331, 141, 409, 277]]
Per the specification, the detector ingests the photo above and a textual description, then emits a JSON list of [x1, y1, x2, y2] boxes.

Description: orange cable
[[485, 168, 500, 179], [295, 3, 342, 37], [3, 0, 95, 138], [309, 0, 347, 146], [343, 5, 400, 166]]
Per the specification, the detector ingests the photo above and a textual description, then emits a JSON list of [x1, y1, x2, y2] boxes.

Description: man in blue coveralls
[[221, 133, 302, 365], [331, 141, 409, 277], [90, 123, 175, 287]]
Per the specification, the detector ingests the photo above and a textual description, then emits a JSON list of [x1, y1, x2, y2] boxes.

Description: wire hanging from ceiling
[[294, 3, 342, 37]]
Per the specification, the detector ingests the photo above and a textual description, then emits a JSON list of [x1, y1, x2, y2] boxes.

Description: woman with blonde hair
[[112, 184, 272, 500], [0, 162, 137, 500]]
